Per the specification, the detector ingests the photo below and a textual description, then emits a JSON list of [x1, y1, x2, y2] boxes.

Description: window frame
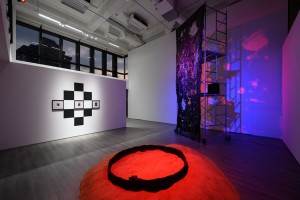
[[40, 30, 61, 67], [16, 21, 127, 79], [94, 48, 103, 75], [79, 43, 92, 73], [16, 21, 40, 64], [61, 37, 77, 70]]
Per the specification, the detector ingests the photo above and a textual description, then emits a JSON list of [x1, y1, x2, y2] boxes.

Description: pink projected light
[[238, 87, 245, 94], [249, 98, 265, 103], [243, 30, 269, 52], [226, 63, 231, 71], [250, 79, 259, 87]]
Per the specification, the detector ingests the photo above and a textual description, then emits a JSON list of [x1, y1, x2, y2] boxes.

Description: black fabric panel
[[175, 5, 204, 141], [84, 92, 92, 100], [74, 83, 84, 91], [64, 109, 74, 118], [64, 91, 74, 100], [74, 117, 84, 126], [84, 109, 92, 117]]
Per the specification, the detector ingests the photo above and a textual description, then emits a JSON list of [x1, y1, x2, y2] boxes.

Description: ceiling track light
[[38, 13, 61, 26], [65, 25, 84, 34], [38, 13, 99, 42], [108, 42, 119, 48]]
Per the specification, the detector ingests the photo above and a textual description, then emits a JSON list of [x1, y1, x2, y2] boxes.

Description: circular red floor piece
[[80, 144, 240, 200]]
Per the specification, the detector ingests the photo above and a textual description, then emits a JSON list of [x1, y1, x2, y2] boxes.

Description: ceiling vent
[[128, 13, 148, 32], [61, 0, 89, 14], [108, 25, 121, 40], [154, 0, 178, 22]]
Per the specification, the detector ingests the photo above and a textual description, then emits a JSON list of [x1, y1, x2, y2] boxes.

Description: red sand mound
[[80, 144, 240, 200]]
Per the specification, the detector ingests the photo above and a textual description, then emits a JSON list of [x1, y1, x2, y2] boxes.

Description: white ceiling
[[15, 0, 238, 56]]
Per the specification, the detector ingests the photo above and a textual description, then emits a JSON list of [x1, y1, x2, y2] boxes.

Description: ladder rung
[[216, 20, 226, 25], [216, 30, 226, 35]]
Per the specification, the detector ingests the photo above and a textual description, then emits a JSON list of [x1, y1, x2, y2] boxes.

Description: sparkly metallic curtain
[[175, 5, 204, 141]]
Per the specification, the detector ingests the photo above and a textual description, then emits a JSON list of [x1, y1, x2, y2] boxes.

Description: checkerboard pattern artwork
[[52, 82, 100, 126]]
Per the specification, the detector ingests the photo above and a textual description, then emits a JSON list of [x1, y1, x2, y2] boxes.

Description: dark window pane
[[107, 54, 112, 71], [80, 45, 90, 66], [63, 40, 76, 63], [41, 33, 60, 61], [16, 24, 39, 63], [80, 66, 90, 73], [117, 73, 124, 79], [107, 71, 112, 77], [117, 57, 124, 73], [95, 50, 102, 69], [63, 63, 76, 70], [125, 57, 128, 73], [41, 59, 59, 67], [95, 69, 102, 75]]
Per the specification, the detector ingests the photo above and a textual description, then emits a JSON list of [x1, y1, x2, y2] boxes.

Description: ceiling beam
[[87, 0, 128, 32]]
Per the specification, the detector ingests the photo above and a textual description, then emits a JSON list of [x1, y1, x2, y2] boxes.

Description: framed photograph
[[52, 100, 64, 110], [92, 100, 100, 109], [74, 100, 84, 110]]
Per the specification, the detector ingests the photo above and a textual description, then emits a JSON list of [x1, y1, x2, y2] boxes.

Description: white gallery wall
[[0, 61, 126, 150], [128, 0, 287, 138], [0, 1, 126, 151], [128, 32, 177, 124], [282, 12, 300, 164]]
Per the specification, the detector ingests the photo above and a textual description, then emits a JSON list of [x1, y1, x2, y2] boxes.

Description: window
[[15, 22, 128, 79], [62, 39, 76, 70], [80, 45, 90, 72], [125, 56, 128, 80], [107, 53, 112, 77], [117, 57, 125, 79], [94, 50, 102, 75], [16, 24, 39, 63], [41, 32, 60, 67]]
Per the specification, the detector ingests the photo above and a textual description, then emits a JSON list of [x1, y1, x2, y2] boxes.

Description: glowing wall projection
[[224, 6, 287, 137], [175, 5, 204, 140]]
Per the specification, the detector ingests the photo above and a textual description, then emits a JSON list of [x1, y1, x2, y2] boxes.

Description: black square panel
[[64, 109, 74, 118], [74, 117, 84, 126], [74, 83, 84, 91], [208, 83, 220, 94], [84, 92, 92, 100], [84, 109, 92, 117], [64, 91, 74, 100]]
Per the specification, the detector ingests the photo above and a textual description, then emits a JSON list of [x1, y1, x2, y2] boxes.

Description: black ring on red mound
[[107, 145, 189, 192]]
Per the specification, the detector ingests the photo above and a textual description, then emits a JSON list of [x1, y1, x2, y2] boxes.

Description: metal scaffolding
[[200, 4, 230, 144]]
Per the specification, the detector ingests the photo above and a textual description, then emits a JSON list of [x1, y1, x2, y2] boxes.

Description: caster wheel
[[225, 135, 231, 141], [202, 138, 207, 144]]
